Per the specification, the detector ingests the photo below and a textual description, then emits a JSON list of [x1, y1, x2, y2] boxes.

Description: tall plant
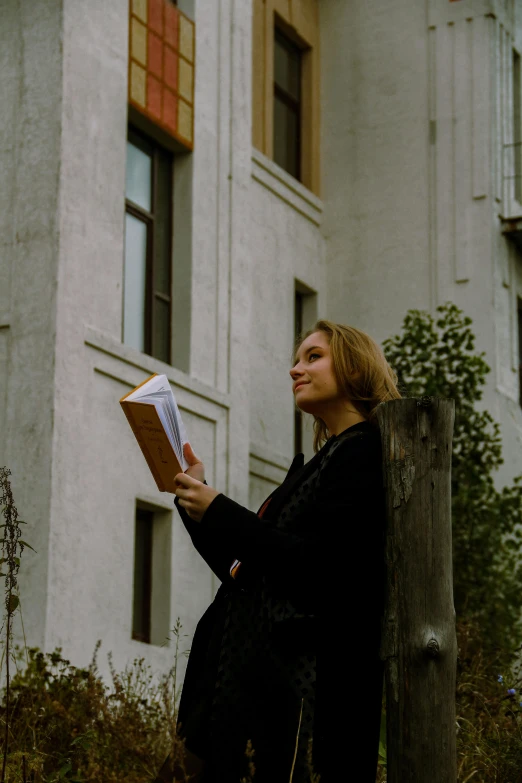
[[0, 466, 35, 782], [381, 302, 522, 657]]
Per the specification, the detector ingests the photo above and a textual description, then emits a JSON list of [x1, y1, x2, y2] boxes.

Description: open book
[[120, 373, 189, 492]]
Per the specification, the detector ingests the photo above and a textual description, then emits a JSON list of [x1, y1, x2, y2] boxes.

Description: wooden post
[[376, 396, 457, 783]]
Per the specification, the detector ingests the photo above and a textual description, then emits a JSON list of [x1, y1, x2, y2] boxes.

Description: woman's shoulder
[[329, 422, 381, 454], [320, 424, 382, 475]]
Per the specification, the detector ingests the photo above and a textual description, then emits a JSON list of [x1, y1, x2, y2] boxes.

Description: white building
[[1, 0, 522, 684]]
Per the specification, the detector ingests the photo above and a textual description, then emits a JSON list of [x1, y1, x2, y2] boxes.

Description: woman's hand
[[173, 473, 221, 522], [182, 442, 205, 483]]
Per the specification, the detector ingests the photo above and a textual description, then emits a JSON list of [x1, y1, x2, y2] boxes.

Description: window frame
[[124, 126, 174, 363], [252, 0, 320, 195], [294, 288, 304, 454]]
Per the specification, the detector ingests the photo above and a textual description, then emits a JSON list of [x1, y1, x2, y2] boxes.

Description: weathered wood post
[[375, 396, 457, 783]]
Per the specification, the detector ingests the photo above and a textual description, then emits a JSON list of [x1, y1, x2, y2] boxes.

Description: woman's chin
[[295, 399, 317, 415]]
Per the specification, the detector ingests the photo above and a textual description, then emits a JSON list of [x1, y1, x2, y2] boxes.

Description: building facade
[[1, 0, 522, 684]]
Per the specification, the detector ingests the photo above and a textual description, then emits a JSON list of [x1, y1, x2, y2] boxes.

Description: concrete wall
[[1, 0, 522, 690], [321, 0, 432, 334], [0, 0, 64, 655], [40, 0, 253, 681], [320, 0, 522, 493]]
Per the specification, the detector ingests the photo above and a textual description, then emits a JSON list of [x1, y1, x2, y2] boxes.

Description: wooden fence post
[[376, 396, 457, 783]]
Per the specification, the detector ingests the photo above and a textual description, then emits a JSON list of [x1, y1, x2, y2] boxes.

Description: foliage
[[0, 632, 191, 782], [1, 466, 34, 782], [0, 470, 195, 782], [381, 302, 522, 657]]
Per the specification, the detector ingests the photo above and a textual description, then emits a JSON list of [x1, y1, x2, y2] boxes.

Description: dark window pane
[[153, 296, 170, 364], [274, 32, 300, 100], [133, 509, 153, 643], [154, 150, 172, 296], [274, 94, 299, 178], [295, 290, 303, 339]]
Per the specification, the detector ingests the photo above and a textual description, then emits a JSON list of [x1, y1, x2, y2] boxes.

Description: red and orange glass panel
[[128, 0, 195, 149]]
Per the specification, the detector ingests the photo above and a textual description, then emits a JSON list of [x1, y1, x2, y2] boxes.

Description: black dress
[[172, 421, 386, 783]]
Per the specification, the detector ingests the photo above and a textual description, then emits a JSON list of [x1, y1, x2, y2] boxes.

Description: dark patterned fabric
[[208, 431, 364, 782]]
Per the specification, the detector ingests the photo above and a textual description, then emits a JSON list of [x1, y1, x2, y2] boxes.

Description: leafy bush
[[382, 302, 522, 658], [378, 302, 522, 781]]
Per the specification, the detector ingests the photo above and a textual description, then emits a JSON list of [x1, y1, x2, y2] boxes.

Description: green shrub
[[382, 302, 522, 658]]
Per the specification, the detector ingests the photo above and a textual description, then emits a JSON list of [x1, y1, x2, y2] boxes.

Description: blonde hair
[[292, 319, 403, 453]]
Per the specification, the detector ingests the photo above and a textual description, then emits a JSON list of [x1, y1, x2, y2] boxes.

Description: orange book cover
[[120, 374, 187, 493]]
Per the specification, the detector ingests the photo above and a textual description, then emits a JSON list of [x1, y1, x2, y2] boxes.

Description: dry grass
[[0, 630, 189, 782]]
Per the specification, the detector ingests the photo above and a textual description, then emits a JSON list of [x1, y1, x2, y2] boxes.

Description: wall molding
[[249, 440, 292, 484], [84, 325, 230, 410], [251, 147, 323, 226]]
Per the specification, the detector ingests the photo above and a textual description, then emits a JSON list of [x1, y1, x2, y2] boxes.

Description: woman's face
[[290, 331, 343, 414]]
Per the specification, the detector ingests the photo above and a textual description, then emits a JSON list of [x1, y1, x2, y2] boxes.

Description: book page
[[135, 395, 188, 472], [125, 375, 189, 472], [126, 373, 166, 400]]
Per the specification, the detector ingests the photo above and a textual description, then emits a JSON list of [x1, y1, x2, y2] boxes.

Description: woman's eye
[[309, 353, 320, 361]]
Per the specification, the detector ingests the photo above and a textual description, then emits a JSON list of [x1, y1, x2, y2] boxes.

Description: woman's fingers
[[175, 472, 196, 488], [184, 442, 201, 463]]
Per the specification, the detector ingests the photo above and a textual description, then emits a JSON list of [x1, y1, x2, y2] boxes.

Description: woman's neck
[[323, 407, 367, 437]]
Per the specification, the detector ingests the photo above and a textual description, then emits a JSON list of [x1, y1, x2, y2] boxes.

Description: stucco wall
[[0, 0, 64, 655], [1, 0, 522, 693]]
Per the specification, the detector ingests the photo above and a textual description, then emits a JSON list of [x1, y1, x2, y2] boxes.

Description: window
[[252, 0, 320, 194], [132, 508, 153, 643], [124, 128, 173, 363], [132, 503, 172, 645], [274, 29, 302, 180], [514, 50, 521, 203], [293, 280, 317, 457]]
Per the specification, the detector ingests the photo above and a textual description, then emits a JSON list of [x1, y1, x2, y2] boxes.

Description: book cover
[[120, 374, 187, 493]]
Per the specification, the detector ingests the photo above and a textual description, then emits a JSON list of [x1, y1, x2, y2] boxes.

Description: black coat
[[173, 421, 386, 783]]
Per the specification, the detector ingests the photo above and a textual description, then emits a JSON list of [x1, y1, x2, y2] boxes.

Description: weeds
[[0, 466, 35, 783], [0, 634, 191, 781]]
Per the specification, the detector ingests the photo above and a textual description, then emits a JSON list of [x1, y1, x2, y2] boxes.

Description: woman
[[155, 320, 402, 783]]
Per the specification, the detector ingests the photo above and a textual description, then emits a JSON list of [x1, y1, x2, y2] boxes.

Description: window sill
[[251, 148, 323, 227], [83, 325, 230, 410], [249, 441, 292, 480], [499, 197, 522, 222]]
